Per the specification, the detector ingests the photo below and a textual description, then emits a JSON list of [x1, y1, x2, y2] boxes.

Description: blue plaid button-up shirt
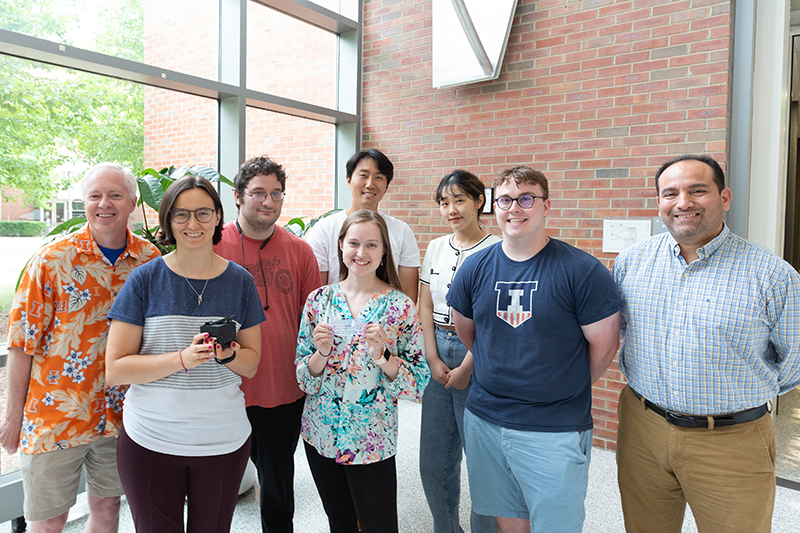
[[613, 225, 800, 414]]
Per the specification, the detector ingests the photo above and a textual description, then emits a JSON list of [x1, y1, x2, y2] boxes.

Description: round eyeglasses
[[170, 208, 216, 224], [495, 194, 545, 211], [243, 191, 286, 203]]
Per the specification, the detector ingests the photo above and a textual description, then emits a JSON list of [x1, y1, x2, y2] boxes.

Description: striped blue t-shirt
[[108, 256, 265, 456]]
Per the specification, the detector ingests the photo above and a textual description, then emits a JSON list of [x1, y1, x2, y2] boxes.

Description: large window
[[247, 3, 337, 109], [0, 0, 360, 523], [246, 107, 336, 223]]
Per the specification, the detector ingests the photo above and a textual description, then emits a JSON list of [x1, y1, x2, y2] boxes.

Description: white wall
[[748, 0, 791, 252]]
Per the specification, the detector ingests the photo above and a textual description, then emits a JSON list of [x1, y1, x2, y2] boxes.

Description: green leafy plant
[[0, 220, 46, 237], [134, 165, 232, 254], [22, 164, 338, 287], [46, 165, 232, 248], [284, 209, 342, 237]]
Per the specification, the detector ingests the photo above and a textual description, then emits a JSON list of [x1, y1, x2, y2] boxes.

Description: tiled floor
[[6, 399, 800, 532]]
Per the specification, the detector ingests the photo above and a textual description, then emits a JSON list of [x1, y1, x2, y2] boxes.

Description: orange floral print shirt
[[7, 224, 160, 454]]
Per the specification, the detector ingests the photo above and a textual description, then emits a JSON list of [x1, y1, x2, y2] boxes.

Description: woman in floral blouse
[[296, 209, 429, 533]]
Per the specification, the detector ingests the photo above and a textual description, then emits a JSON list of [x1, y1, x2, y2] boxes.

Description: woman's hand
[[364, 323, 388, 361], [312, 323, 334, 356], [210, 339, 239, 364], [181, 332, 216, 369], [428, 357, 451, 385]]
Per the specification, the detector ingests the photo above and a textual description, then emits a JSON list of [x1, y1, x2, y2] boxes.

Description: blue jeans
[[419, 326, 497, 533]]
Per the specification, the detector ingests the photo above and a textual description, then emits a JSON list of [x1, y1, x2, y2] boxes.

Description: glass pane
[[306, 0, 340, 13], [141, 86, 219, 226], [0, 0, 219, 81], [144, 87, 218, 170], [0, 55, 144, 210], [306, 0, 359, 21], [143, 0, 219, 80], [247, 2, 337, 109], [245, 107, 335, 226]]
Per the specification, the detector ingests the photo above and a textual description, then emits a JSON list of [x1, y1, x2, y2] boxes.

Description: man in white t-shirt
[[306, 149, 421, 302]]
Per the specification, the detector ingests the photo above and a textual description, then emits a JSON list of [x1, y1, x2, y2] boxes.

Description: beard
[[241, 206, 279, 233]]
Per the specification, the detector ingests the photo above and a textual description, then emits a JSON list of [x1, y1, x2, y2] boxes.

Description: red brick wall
[[1, 191, 37, 222], [362, 0, 731, 449]]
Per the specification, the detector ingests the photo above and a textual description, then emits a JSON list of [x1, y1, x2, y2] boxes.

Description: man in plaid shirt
[[613, 154, 800, 533]]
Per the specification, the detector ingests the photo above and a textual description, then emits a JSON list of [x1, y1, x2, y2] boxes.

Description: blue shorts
[[463, 409, 591, 532]]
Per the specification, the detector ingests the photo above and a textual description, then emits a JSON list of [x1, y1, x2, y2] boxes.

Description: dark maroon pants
[[117, 426, 251, 533]]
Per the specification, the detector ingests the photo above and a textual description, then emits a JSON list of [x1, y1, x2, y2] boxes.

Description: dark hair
[[655, 154, 726, 193], [234, 155, 287, 201], [435, 169, 487, 215], [345, 149, 394, 186], [157, 174, 224, 246], [337, 210, 402, 289], [492, 166, 549, 199]]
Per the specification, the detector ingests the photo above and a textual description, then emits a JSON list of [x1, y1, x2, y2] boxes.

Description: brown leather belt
[[631, 388, 768, 429]]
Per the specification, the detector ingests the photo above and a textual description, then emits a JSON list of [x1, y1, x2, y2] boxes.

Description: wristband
[[215, 351, 236, 365], [179, 349, 188, 372], [319, 347, 332, 358], [376, 347, 391, 365]]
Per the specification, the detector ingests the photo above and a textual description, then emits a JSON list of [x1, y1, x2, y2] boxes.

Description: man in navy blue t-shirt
[[448, 166, 621, 533]]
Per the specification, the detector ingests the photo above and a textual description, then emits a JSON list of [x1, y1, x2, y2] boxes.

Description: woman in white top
[[418, 170, 500, 533]]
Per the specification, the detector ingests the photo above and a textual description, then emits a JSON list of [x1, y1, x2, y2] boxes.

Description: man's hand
[[0, 417, 22, 454], [445, 363, 471, 390]]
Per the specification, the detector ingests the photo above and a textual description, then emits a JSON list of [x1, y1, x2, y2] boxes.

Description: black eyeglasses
[[243, 191, 286, 203], [495, 194, 545, 211], [170, 208, 216, 223]]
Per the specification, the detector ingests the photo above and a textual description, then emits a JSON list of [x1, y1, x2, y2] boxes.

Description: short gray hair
[[81, 162, 138, 200]]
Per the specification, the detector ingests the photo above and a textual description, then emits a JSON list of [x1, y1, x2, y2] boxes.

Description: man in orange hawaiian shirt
[[0, 162, 160, 533]]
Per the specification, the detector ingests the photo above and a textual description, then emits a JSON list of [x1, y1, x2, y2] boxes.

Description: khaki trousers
[[616, 385, 775, 533]]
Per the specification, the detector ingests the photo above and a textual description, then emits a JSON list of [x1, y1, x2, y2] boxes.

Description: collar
[[74, 224, 136, 259], [665, 223, 730, 261]]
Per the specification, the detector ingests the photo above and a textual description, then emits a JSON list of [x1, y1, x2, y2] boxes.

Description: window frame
[[0, 0, 361, 521]]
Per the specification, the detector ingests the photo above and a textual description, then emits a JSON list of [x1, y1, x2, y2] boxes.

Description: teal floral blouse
[[296, 284, 429, 465]]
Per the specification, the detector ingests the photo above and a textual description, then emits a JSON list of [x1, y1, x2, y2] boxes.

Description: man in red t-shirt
[[214, 155, 321, 533]]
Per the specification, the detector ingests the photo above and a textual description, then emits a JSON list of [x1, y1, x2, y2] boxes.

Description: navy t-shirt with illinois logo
[[447, 239, 621, 432]]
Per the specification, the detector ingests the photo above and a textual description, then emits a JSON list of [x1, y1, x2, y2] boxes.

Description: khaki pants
[[616, 385, 775, 533]]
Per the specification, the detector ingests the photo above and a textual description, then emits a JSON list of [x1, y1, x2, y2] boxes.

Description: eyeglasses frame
[[242, 190, 286, 203], [494, 194, 546, 211], [169, 207, 217, 224]]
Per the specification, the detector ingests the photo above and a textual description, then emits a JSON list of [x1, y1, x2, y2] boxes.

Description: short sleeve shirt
[[7, 225, 160, 454], [107, 257, 266, 456], [306, 210, 421, 283], [447, 239, 621, 432]]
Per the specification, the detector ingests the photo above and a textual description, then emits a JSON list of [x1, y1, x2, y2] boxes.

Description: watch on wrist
[[377, 346, 392, 365], [215, 351, 236, 365]]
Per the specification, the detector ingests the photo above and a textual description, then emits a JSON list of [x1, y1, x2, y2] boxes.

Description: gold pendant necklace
[[175, 255, 212, 305]]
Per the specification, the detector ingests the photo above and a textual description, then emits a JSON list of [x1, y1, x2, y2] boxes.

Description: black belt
[[631, 388, 768, 429]]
